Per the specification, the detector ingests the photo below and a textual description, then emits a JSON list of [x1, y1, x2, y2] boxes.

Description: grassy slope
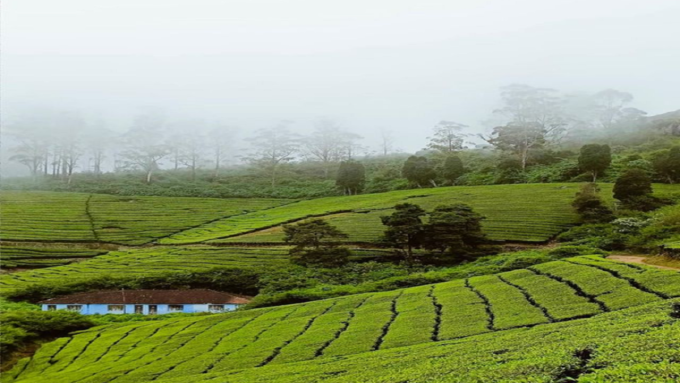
[[168, 183, 680, 245], [0, 191, 290, 245], [6, 256, 680, 383], [2, 184, 678, 246], [0, 247, 391, 294], [0, 246, 108, 269]]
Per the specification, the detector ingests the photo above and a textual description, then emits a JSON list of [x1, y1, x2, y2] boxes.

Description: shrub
[[0, 311, 96, 359], [572, 183, 614, 223]]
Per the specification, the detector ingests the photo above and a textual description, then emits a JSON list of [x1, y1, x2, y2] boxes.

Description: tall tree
[[379, 129, 394, 156], [441, 155, 465, 184], [593, 89, 633, 131], [652, 146, 680, 184], [483, 84, 566, 170], [338, 131, 364, 160], [283, 219, 350, 267], [306, 119, 346, 178], [82, 122, 114, 176], [578, 144, 611, 182], [613, 169, 653, 202], [402, 156, 436, 187], [245, 121, 299, 188], [336, 160, 366, 195], [421, 204, 487, 260], [209, 125, 236, 178], [381, 203, 426, 266], [167, 121, 206, 181], [427, 121, 467, 153], [119, 114, 169, 183]]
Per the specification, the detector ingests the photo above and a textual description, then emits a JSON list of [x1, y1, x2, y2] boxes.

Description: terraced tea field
[[165, 183, 587, 244], [0, 247, 391, 294], [0, 191, 290, 245], [3, 184, 679, 247], [6, 256, 680, 383], [0, 246, 108, 269], [169, 183, 680, 244]]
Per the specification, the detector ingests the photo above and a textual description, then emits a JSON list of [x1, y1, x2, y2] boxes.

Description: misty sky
[[2, 0, 680, 152]]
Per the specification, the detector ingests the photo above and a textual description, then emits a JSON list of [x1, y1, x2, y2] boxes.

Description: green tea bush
[[8, 258, 680, 383], [0, 311, 96, 359]]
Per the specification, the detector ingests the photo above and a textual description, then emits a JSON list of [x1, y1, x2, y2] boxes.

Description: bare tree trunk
[[191, 156, 196, 182], [146, 169, 153, 183], [214, 148, 221, 178], [44, 153, 49, 176]]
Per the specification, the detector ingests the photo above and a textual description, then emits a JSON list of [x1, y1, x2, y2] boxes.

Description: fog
[[2, 0, 680, 175]]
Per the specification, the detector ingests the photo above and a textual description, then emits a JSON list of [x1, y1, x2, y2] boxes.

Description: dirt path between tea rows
[[607, 255, 680, 271]]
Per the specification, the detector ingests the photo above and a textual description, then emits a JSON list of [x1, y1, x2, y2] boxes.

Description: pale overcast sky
[[2, 0, 679, 151]]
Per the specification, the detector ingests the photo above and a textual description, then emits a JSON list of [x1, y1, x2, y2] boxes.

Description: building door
[[149, 305, 157, 315], [135, 305, 143, 314]]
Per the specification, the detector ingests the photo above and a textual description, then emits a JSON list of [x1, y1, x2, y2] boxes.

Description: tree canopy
[[380, 203, 426, 266], [283, 219, 350, 267], [421, 204, 487, 261], [613, 169, 653, 202], [336, 160, 366, 195], [402, 156, 436, 187], [441, 155, 465, 184], [578, 144, 611, 182]]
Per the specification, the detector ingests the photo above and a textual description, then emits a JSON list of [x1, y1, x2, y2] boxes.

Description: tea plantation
[[0, 246, 108, 269], [6, 256, 680, 383], [170, 183, 680, 244], [0, 246, 391, 294], [3, 184, 679, 246], [0, 191, 291, 245]]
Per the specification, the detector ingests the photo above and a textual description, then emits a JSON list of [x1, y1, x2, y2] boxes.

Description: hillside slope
[[6, 256, 680, 383], [0, 247, 388, 294], [0, 191, 289, 245], [165, 183, 680, 245], [3, 184, 678, 247]]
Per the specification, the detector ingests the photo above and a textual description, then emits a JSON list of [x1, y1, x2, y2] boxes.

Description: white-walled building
[[39, 289, 251, 315]]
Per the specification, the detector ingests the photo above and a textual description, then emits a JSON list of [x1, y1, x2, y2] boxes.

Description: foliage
[[401, 156, 436, 187], [7, 257, 680, 383], [440, 155, 465, 184], [283, 219, 351, 267], [421, 204, 487, 261], [119, 116, 169, 183], [483, 85, 565, 170], [0, 310, 96, 360], [335, 160, 365, 195], [244, 122, 300, 188], [571, 183, 614, 223], [426, 121, 466, 153], [556, 224, 630, 251], [3, 267, 261, 303], [652, 146, 680, 183], [613, 168, 653, 201], [380, 203, 426, 265], [578, 144, 611, 181]]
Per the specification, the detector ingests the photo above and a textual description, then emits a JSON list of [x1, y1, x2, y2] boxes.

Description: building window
[[66, 305, 82, 312], [108, 305, 125, 313], [168, 305, 184, 312], [208, 305, 224, 313], [47, 305, 56, 311]]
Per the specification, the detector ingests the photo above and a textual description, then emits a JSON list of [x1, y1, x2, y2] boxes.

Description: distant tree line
[[5, 85, 679, 198]]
